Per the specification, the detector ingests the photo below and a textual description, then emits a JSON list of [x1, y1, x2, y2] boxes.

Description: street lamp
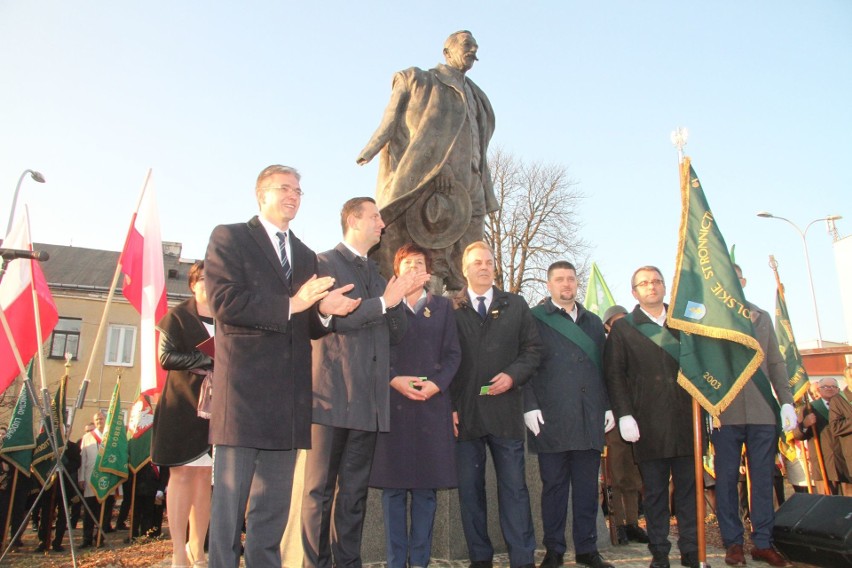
[[6, 169, 46, 237], [756, 211, 843, 347]]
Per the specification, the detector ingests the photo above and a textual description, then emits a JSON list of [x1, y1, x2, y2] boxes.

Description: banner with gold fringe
[[668, 157, 764, 416]]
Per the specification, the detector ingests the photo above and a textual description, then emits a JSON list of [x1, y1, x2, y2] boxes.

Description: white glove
[[619, 415, 640, 442], [524, 409, 544, 436], [604, 410, 616, 433], [780, 403, 798, 432]]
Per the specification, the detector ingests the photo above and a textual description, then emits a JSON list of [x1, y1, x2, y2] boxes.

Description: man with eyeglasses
[[204, 165, 359, 568], [794, 377, 850, 496], [708, 264, 795, 567], [603, 266, 701, 568]]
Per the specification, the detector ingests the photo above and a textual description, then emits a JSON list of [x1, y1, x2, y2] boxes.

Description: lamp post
[[6, 169, 46, 237], [756, 212, 843, 347]]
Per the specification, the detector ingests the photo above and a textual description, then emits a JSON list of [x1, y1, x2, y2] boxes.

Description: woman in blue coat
[[369, 243, 462, 568]]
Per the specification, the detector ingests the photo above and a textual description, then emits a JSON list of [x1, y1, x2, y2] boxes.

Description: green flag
[[30, 374, 67, 487], [0, 382, 36, 476], [774, 284, 809, 402], [127, 391, 154, 473], [90, 380, 128, 502], [668, 157, 764, 416], [584, 262, 616, 318]]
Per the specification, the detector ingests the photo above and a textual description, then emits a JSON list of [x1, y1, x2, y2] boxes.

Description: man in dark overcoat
[[301, 197, 429, 568], [204, 165, 358, 568], [451, 240, 542, 568], [603, 266, 699, 568], [524, 261, 615, 568]]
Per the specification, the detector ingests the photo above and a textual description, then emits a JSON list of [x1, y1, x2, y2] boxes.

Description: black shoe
[[540, 550, 564, 568], [576, 551, 614, 568], [470, 562, 494, 568], [34, 543, 48, 553], [625, 523, 650, 543], [616, 525, 629, 545], [115, 522, 128, 531], [650, 552, 671, 568], [79, 541, 93, 549], [680, 551, 706, 568], [52, 543, 65, 552]]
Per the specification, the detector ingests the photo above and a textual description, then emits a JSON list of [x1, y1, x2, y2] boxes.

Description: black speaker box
[[772, 493, 852, 567]]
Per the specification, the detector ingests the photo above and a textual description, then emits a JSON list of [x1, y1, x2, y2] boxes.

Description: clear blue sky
[[2, 1, 850, 344]]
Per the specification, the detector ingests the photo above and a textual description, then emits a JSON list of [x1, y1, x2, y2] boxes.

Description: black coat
[[603, 304, 694, 462], [205, 217, 324, 450], [525, 300, 609, 453], [451, 287, 542, 441], [151, 297, 211, 466]]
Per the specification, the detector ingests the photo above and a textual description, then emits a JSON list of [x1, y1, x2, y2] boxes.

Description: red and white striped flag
[[121, 175, 167, 395], [0, 211, 58, 394]]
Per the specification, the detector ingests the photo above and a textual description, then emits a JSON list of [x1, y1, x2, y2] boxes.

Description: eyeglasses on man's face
[[633, 279, 664, 289], [264, 185, 304, 197]]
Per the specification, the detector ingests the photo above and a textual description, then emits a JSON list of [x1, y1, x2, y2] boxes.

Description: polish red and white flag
[[121, 173, 167, 395], [0, 210, 58, 394]]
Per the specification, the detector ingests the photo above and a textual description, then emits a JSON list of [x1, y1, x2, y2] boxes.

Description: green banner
[[0, 382, 36, 476], [90, 380, 128, 502], [774, 286, 809, 402], [584, 262, 616, 319], [668, 158, 764, 416], [30, 374, 67, 487]]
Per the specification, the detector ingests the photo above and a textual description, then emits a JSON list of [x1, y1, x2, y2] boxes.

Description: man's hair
[[255, 165, 301, 205], [188, 260, 204, 293], [340, 197, 376, 235], [631, 265, 664, 288], [444, 30, 473, 52], [818, 377, 839, 387], [393, 243, 433, 276], [547, 260, 576, 279], [461, 240, 493, 267]]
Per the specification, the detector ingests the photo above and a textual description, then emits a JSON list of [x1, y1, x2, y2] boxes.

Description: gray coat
[[311, 243, 407, 432], [717, 301, 793, 426], [524, 300, 610, 453]]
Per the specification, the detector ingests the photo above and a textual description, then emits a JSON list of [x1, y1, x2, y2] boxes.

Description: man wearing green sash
[[524, 261, 615, 568], [603, 266, 699, 568], [712, 265, 796, 568]]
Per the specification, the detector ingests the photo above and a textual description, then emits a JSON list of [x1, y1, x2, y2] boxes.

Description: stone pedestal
[[282, 450, 611, 565]]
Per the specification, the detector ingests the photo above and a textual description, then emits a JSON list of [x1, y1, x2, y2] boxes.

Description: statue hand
[[434, 168, 454, 194]]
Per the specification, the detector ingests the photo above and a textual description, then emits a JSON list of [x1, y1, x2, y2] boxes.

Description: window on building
[[105, 324, 136, 366], [49, 317, 83, 359]]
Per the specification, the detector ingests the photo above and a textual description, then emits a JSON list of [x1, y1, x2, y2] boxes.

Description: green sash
[[812, 398, 829, 422], [624, 312, 680, 362], [531, 304, 601, 371]]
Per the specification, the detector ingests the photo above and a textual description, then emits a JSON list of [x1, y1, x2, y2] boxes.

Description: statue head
[[443, 30, 478, 73]]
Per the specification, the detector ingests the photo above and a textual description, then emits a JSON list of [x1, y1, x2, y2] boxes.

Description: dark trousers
[[209, 445, 297, 568], [37, 484, 69, 547], [638, 456, 697, 558], [381, 488, 437, 568], [456, 435, 535, 568], [712, 424, 777, 549], [82, 494, 114, 544], [301, 424, 378, 568], [538, 449, 601, 556]]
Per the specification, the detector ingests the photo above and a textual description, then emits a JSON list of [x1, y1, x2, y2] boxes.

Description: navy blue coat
[[524, 300, 609, 454], [370, 294, 461, 489]]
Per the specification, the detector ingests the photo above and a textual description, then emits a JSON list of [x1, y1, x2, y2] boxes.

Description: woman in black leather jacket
[[151, 261, 213, 567]]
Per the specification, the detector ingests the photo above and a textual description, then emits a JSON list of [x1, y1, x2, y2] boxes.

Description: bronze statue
[[357, 30, 496, 292]]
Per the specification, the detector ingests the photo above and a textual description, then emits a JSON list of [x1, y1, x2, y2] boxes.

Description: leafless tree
[[484, 148, 590, 304]]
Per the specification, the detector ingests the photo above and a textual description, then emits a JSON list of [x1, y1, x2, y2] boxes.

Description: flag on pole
[[30, 373, 67, 487], [127, 391, 154, 473], [0, 212, 58, 395], [584, 262, 616, 319], [121, 173, 167, 395], [90, 380, 128, 502], [0, 379, 36, 476], [668, 158, 764, 416], [774, 285, 809, 402]]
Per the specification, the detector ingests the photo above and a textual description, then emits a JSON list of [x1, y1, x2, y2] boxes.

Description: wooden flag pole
[[692, 399, 707, 566]]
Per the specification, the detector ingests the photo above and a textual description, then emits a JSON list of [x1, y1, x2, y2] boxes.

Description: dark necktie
[[476, 296, 487, 320], [276, 231, 292, 286]]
